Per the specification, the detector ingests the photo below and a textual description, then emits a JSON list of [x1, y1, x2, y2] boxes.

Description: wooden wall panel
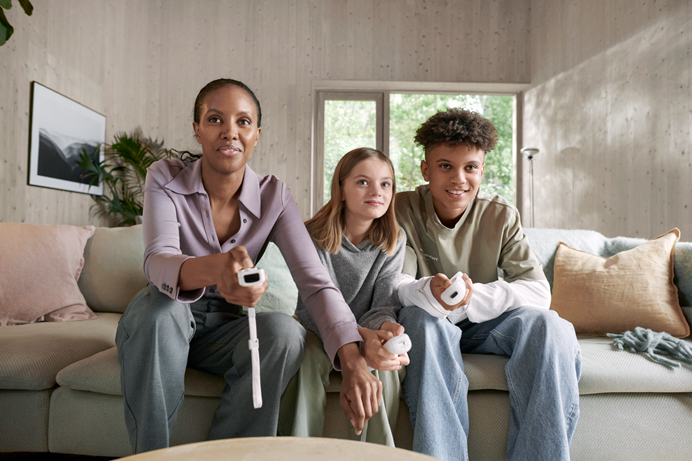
[[524, 0, 692, 238], [1, 0, 530, 225]]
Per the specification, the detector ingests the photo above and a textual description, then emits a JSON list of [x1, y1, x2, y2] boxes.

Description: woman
[[115, 79, 379, 454]]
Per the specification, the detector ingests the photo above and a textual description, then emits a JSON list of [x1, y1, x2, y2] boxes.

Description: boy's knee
[[399, 305, 433, 328]]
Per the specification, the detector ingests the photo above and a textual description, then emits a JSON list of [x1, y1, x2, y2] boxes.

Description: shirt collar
[[164, 159, 262, 219], [237, 164, 261, 218], [164, 158, 206, 195]]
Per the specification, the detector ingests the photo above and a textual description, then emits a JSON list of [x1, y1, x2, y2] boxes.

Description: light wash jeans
[[398, 306, 581, 461], [115, 284, 305, 453]]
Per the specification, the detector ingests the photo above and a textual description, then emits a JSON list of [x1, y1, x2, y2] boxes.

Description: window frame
[[311, 81, 530, 217]]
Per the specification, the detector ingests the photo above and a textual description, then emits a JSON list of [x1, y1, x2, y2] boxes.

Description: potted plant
[[78, 129, 175, 227]]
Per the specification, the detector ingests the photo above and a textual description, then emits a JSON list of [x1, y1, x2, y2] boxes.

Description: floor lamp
[[521, 147, 539, 228]]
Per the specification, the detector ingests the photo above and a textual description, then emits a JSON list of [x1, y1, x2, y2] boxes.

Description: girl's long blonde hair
[[306, 147, 401, 255]]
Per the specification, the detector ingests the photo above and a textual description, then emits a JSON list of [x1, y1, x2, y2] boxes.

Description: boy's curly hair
[[414, 108, 498, 155]]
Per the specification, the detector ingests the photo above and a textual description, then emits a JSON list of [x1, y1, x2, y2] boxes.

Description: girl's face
[[341, 157, 394, 228], [193, 85, 261, 177]]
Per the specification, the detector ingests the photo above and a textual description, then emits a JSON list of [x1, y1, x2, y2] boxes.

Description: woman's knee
[[257, 312, 306, 360], [120, 285, 194, 337]]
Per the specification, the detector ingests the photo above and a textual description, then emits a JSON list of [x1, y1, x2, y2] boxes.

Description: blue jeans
[[399, 306, 581, 461], [116, 284, 306, 453]]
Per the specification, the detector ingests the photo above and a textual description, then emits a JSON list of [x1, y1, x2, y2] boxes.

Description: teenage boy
[[395, 109, 581, 461]]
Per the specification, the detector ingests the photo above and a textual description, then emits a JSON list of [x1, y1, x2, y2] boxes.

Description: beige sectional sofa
[[1, 224, 692, 460]]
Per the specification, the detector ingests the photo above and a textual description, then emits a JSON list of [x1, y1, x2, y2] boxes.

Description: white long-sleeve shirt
[[397, 273, 550, 324], [395, 186, 549, 324]]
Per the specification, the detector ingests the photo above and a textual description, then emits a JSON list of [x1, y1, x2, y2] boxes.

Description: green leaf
[[18, 0, 32, 15], [0, 1, 12, 10], [0, 9, 13, 45]]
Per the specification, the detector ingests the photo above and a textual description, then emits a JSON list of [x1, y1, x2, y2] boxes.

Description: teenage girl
[[280, 147, 409, 445]]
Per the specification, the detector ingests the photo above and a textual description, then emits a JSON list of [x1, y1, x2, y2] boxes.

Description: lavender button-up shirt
[[142, 158, 361, 368]]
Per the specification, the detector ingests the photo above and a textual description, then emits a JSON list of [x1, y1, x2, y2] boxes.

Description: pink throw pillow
[[0, 223, 97, 325]]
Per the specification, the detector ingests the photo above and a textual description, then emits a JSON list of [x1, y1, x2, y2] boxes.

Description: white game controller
[[238, 268, 266, 286], [441, 273, 467, 306], [383, 333, 412, 355], [237, 267, 266, 409]]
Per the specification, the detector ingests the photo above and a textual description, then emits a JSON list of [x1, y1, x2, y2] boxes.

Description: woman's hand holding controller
[[430, 272, 473, 311], [216, 246, 268, 306]]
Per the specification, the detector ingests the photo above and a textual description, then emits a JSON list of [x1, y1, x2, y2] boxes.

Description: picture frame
[[28, 82, 106, 195]]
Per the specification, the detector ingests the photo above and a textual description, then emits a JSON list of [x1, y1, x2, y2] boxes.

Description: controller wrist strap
[[248, 307, 263, 409]]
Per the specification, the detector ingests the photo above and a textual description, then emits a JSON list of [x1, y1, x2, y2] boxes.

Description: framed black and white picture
[[28, 82, 106, 195]]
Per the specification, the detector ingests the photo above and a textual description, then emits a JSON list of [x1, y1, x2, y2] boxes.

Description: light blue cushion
[[523, 228, 609, 287], [251, 242, 298, 316]]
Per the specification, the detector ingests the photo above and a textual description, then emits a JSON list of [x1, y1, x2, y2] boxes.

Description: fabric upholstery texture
[[324, 337, 692, 396], [0, 389, 51, 452], [0, 223, 96, 325], [252, 242, 299, 315], [550, 229, 689, 337], [524, 228, 609, 287], [49, 387, 220, 458], [0, 313, 120, 390], [79, 225, 148, 314], [57, 346, 226, 397], [570, 393, 692, 461]]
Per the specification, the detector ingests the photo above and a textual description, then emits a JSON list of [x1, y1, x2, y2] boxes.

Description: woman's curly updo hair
[[414, 108, 498, 156]]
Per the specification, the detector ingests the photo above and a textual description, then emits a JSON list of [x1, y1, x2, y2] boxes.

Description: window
[[314, 86, 520, 214]]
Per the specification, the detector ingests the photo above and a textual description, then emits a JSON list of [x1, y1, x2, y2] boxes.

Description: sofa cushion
[[79, 225, 148, 314], [524, 228, 609, 287], [607, 236, 692, 308], [57, 346, 226, 397], [324, 336, 692, 395], [0, 223, 97, 325], [252, 242, 298, 316], [0, 313, 120, 390], [550, 229, 689, 337]]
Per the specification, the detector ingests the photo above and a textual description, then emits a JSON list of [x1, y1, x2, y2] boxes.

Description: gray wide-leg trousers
[[115, 284, 306, 454]]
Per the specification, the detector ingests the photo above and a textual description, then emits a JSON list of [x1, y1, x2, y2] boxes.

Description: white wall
[[0, 0, 530, 225], [524, 0, 692, 238]]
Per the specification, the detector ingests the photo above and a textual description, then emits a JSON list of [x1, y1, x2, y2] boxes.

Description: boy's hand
[[216, 246, 268, 306], [359, 326, 409, 369], [380, 321, 405, 337], [337, 343, 382, 435], [430, 273, 473, 311]]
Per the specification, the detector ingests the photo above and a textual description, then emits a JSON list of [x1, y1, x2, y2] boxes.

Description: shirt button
[[231, 239, 236, 244], [243, 219, 247, 223]]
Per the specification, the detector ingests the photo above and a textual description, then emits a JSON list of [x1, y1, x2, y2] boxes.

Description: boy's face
[[421, 143, 485, 227]]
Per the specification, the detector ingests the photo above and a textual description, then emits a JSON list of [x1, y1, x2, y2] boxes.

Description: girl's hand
[[216, 246, 268, 306], [430, 273, 473, 311], [358, 327, 405, 371]]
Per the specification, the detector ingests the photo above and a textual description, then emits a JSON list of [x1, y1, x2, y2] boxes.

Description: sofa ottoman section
[[51, 347, 228, 457], [0, 313, 121, 453]]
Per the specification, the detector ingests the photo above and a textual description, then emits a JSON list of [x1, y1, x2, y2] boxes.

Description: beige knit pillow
[[550, 228, 689, 338]]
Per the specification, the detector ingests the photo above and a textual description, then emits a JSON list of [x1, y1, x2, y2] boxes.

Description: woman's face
[[193, 85, 261, 177]]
